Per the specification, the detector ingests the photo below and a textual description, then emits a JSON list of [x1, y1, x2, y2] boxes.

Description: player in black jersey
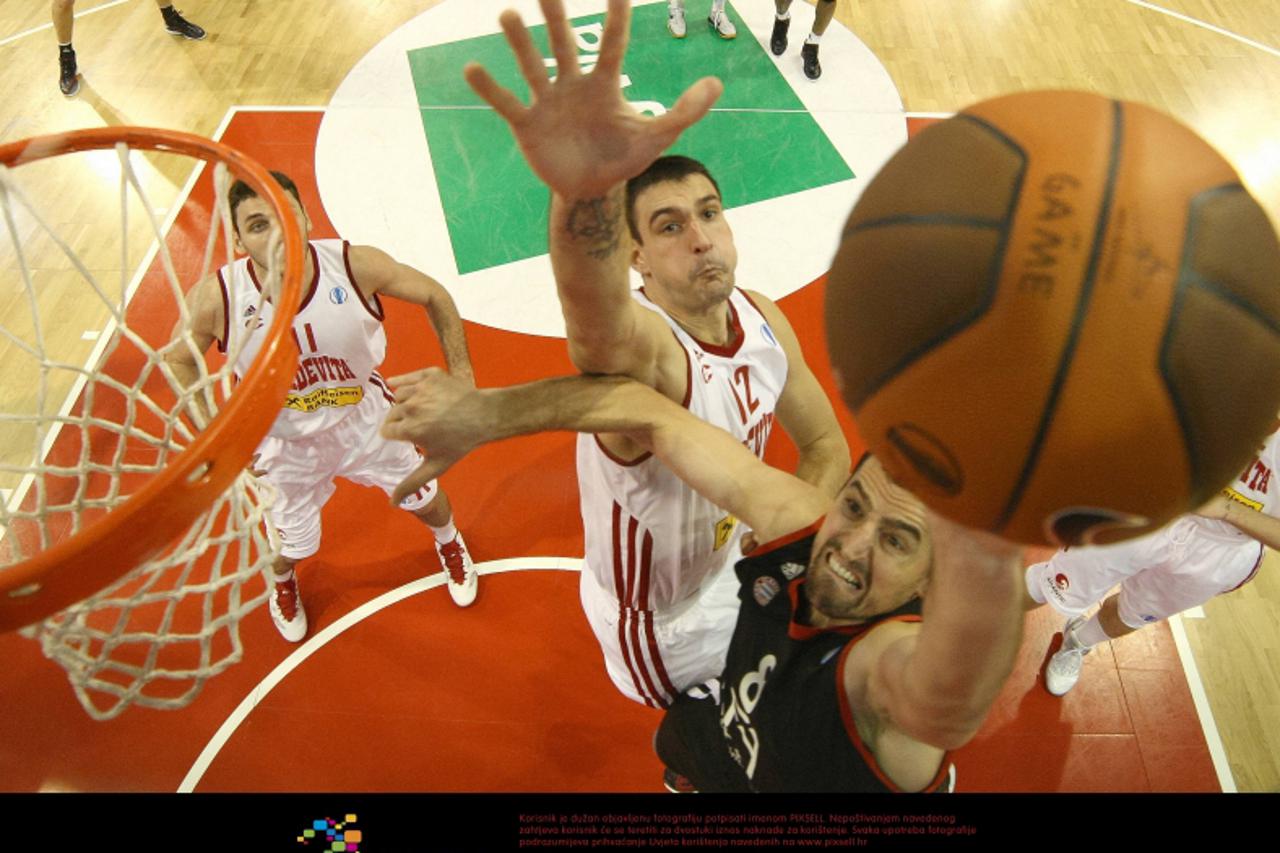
[[385, 368, 1026, 793]]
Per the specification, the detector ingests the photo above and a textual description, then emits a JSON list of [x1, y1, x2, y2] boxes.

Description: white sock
[[711, 0, 725, 13], [274, 568, 295, 584], [776, 12, 791, 21], [430, 520, 458, 544], [1067, 615, 1110, 649], [806, 32, 822, 45]]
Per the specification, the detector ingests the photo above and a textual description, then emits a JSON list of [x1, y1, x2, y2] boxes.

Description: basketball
[[825, 90, 1280, 547]]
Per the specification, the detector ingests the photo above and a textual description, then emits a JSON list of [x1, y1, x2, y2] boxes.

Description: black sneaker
[[662, 768, 697, 793], [163, 7, 206, 40], [770, 17, 789, 56], [58, 48, 79, 97], [802, 42, 821, 80]]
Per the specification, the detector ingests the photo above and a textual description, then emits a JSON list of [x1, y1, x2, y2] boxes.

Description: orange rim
[[0, 127, 303, 631]]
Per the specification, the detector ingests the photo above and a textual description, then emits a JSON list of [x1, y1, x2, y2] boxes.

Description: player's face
[[630, 175, 738, 313], [805, 456, 933, 625], [232, 193, 310, 273]]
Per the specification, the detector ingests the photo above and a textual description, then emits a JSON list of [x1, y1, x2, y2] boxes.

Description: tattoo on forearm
[[565, 196, 622, 261]]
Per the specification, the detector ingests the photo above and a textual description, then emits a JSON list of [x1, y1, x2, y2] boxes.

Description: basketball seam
[[843, 214, 1005, 238], [846, 114, 1028, 410], [994, 99, 1126, 535], [1159, 182, 1280, 501]]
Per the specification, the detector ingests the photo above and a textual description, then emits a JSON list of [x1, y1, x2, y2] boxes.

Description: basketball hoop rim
[[0, 126, 304, 632]]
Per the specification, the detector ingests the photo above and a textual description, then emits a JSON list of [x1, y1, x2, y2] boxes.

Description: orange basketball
[[825, 90, 1280, 546]]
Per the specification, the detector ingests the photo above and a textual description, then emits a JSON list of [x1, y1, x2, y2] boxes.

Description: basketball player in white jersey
[[1025, 426, 1280, 695], [165, 171, 479, 642], [454, 0, 850, 707]]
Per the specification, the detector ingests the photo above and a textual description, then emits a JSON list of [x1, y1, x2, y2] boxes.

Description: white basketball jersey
[[218, 239, 389, 440], [1195, 430, 1280, 542], [577, 288, 790, 611]]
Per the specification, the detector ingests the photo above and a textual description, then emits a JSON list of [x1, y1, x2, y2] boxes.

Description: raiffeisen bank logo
[[317, 0, 905, 337]]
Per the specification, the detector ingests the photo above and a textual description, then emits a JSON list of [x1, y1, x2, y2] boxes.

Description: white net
[[0, 137, 290, 720]]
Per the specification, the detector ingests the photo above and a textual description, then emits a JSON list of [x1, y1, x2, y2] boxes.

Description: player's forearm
[[423, 297, 474, 383], [881, 528, 1024, 749], [549, 188, 638, 372], [1220, 499, 1280, 551], [793, 430, 853, 499]]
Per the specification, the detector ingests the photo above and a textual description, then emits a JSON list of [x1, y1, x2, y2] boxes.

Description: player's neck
[[666, 301, 735, 348]]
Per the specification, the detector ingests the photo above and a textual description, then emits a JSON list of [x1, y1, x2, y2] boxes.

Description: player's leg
[[343, 392, 478, 605], [410, 488, 479, 607], [707, 0, 736, 40], [1023, 535, 1158, 695], [254, 436, 334, 643], [801, 0, 838, 79], [52, 0, 78, 96], [154, 0, 206, 40], [771, 0, 794, 55]]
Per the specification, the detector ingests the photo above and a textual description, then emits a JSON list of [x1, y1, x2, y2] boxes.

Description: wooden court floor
[[1, 0, 1278, 793]]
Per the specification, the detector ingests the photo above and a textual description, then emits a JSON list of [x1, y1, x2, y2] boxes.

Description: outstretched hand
[[382, 368, 492, 503], [464, 0, 723, 199]]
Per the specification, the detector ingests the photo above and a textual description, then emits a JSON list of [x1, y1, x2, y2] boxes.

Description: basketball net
[[0, 131, 301, 720]]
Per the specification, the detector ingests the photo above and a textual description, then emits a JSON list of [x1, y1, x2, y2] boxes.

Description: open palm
[[464, 0, 723, 199]]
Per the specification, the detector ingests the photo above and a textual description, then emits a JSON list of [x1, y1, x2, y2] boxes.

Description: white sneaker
[[1044, 617, 1090, 696], [708, 9, 737, 39], [268, 574, 308, 642], [667, 5, 687, 38], [436, 532, 478, 607]]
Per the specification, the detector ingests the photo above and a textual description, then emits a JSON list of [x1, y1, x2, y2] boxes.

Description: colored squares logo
[[406, 0, 852, 274], [297, 814, 360, 851]]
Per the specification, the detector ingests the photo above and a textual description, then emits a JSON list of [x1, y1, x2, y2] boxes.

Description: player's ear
[[631, 243, 649, 277]]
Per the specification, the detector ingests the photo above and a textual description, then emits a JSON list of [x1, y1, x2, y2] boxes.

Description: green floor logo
[[407, 1, 853, 275]]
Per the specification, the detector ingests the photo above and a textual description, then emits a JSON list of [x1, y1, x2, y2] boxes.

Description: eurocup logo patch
[[329, 286, 348, 305], [1054, 574, 1070, 591], [753, 576, 781, 607]]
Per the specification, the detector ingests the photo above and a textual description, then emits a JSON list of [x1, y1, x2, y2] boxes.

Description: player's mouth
[[825, 549, 868, 600]]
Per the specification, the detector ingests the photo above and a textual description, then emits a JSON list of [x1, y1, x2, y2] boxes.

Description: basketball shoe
[[58, 47, 79, 97], [770, 16, 790, 55], [162, 6, 206, 40], [667, 3, 686, 38], [708, 9, 737, 39], [269, 573, 308, 642], [436, 532, 478, 607], [802, 42, 822, 79], [1044, 616, 1091, 695]]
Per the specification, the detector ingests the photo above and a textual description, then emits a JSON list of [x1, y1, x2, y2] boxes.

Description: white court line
[[0, 0, 131, 49], [1168, 613, 1236, 792], [1125, 0, 1280, 58], [177, 557, 584, 793]]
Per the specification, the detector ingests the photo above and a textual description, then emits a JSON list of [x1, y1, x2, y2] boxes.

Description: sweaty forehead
[[849, 457, 928, 529]]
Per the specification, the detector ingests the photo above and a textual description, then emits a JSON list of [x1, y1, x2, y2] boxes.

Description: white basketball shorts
[[578, 558, 742, 708], [253, 390, 438, 560], [1026, 516, 1264, 628]]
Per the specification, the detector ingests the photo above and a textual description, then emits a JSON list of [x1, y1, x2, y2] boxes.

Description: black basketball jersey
[[658, 523, 951, 793]]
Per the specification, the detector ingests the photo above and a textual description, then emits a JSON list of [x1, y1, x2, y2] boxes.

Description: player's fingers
[[652, 76, 723, 141], [391, 458, 449, 505], [385, 366, 444, 389], [540, 0, 580, 83], [497, 9, 553, 98], [592, 0, 632, 80], [464, 63, 530, 126]]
